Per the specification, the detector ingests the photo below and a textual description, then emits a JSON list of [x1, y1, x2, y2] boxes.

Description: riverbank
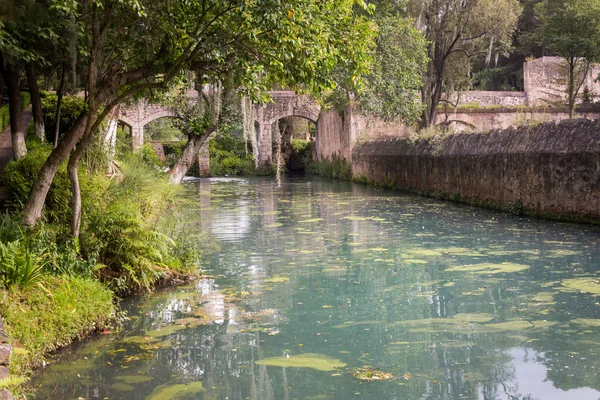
[[351, 119, 600, 224]]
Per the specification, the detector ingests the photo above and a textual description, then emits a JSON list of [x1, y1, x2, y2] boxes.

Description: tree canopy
[[410, 0, 521, 126], [536, 0, 600, 116]]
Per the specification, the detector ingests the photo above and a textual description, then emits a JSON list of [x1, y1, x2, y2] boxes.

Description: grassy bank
[[0, 276, 116, 395], [0, 122, 208, 396]]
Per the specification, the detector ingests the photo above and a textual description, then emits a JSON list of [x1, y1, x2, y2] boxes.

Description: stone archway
[[119, 100, 178, 151], [253, 92, 321, 169]]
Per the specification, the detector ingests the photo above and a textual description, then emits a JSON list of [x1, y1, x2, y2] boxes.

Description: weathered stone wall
[[450, 91, 528, 107], [352, 119, 600, 222], [0, 319, 14, 400], [524, 57, 600, 106], [435, 106, 600, 131]]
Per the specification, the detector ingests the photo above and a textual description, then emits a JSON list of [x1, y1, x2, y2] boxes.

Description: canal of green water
[[29, 176, 600, 399]]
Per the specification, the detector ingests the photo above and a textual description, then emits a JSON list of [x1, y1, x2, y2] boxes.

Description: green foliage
[[0, 140, 106, 225], [162, 141, 186, 167], [0, 276, 115, 372], [292, 139, 311, 154], [306, 156, 352, 180], [40, 92, 86, 143], [411, 0, 522, 125], [357, 15, 427, 123], [209, 133, 256, 176], [0, 92, 31, 131], [138, 143, 165, 167], [145, 118, 184, 141], [0, 239, 46, 289], [82, 158, 187, 293], [536, 0, 600, 115]]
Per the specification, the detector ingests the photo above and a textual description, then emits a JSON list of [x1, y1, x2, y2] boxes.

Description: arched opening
[[272, 115, 316, 172], [144, 117, 185, 141], [116, 120, 133, 155]]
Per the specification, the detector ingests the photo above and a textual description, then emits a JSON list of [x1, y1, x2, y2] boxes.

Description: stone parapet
[[352, 119, 600, 223]]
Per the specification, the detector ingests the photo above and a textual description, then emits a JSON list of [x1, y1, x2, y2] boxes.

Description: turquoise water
[[29, 177, 600, 399]]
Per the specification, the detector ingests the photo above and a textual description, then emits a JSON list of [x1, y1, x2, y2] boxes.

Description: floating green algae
[[116, 375, 154, 384], [255, 353, 347, 371], [446, 262, 530, 274], [559, 278, 600, 295], [264, 276, 290, 283], [146, 382, 204, 399], [112, 383, 135, 392], [433, 247, 485, 257], [452, 313, 495, 323], [571, 318, 600, 327], [145, 324, 187, 338], [404, 249, 443, 257]]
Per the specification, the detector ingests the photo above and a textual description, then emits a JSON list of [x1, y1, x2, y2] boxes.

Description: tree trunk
[[167, 131, 212, 184], [103, 105, 119, 173], [568, 58, 575, 119], [54, 64, 67, 148], [3, 64, 27, 159], [26, 63, 45, 141], [22, 113, 88, 227]]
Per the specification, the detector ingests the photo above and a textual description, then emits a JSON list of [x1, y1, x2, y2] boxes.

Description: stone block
[[0, 366, 9, 379], [0, 345, 10, 365], [0, 389, 15, 400]]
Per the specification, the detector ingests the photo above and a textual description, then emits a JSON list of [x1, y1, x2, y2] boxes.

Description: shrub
[[41, 92, 86, 143], [306, 156, 352, 180], [81, 158, 185, 293], [0, 141, 108, 226], [209, 133, 256, 176]]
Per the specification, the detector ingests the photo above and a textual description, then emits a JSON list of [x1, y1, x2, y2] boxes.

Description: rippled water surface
[[29, 176, 600, 399]]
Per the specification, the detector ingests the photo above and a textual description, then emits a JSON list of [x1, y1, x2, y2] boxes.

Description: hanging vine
[[274, 119, 283, 188]]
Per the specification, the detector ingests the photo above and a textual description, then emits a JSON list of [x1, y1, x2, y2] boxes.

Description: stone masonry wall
[[352, 119, 600, 222], [0, 319, 14, 400]]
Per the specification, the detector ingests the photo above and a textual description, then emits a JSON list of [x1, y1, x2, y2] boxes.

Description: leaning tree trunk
[[22, 114, 88, 227], [167, 131, 213, 184], [3, 64, 27, 159], [54, 64, 67, 148], [26, 63, 45, 141]]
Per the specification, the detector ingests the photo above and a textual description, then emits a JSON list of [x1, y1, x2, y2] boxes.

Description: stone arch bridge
[[118, 91, 322, 169]]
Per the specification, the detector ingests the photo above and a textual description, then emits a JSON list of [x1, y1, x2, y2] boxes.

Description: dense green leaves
[[357, 15, 427, 123]]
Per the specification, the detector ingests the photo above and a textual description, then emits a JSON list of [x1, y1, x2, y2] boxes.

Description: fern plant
[[0, 240, 47, 289]]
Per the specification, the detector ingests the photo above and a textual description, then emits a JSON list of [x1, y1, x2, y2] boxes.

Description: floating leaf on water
[[146, 382, 204, 400], [559, 278, 600, 295], [353, 367, 395, 381], [446, 262, 530, 274], [444, 282, 456, 287], [255, 353, 346, 371]]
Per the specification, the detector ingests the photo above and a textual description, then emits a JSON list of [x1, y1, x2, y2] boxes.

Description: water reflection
[[29, 176, 600, 400]]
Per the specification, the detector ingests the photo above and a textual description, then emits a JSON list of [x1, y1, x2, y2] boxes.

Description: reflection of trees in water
[[30, 178, 600, 399]]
